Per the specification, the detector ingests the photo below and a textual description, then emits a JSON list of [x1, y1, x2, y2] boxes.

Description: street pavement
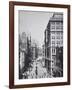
[[23, 57, 51, 79]]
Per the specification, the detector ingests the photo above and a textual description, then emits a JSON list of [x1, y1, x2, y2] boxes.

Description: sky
[[19, 10, 53, 47]]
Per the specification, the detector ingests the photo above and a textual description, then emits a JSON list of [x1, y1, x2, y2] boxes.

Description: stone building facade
[[44, 13, 63, 77]]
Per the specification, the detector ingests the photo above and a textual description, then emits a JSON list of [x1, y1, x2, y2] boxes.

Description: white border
[[14, 6, 68, 85]]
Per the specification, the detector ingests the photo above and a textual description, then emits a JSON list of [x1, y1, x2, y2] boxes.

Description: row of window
[[51, 22, 63, 25], [52, 36, 63, 39], [51, 32, 63, 35], [52, 41, 63, 45], [51, 26, 63, 29]]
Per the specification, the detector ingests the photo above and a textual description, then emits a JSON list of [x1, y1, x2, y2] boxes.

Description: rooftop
[[50, 12, 63, 22]]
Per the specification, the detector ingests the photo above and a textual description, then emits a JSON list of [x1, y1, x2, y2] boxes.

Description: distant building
[[42, 44, 45, 66], [44, 13, 63, 77], [31, 40, 38, 60], [42, 44, 45, 58], [38, 47, 42, 57], [31, 46, 36, 60]]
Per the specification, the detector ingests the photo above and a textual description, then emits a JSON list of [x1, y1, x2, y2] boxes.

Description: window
[[61, 26, 63, 29], [54, 49, 55, 53], [56, 26, 60, 29], [51, 26, 55, 29], [56, 22, 62, 30], [61, 23, 63, 29], [52, 36, 55, 39], [52, 41, 55, 44], [57, 32, 60, 35], [51, 22, 55, 25], [52, 48, 55, 53], [61, 32, 63, 35], [56, 36, 60, 39], [61, 36, 63, 39], [51, 22, 55, 30], [52, 32, 55, 34], [52, 41, 55, 46], [56, 41, 60, 45]]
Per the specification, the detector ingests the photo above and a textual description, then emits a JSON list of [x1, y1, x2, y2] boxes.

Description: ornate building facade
[[44, 13, 63, 77]]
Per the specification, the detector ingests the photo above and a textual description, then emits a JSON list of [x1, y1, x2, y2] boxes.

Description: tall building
[[44, 13, 63, 77], [19, 32, 27, 70], [19, 32, 32, 79], [31, 40, 38, 60]]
